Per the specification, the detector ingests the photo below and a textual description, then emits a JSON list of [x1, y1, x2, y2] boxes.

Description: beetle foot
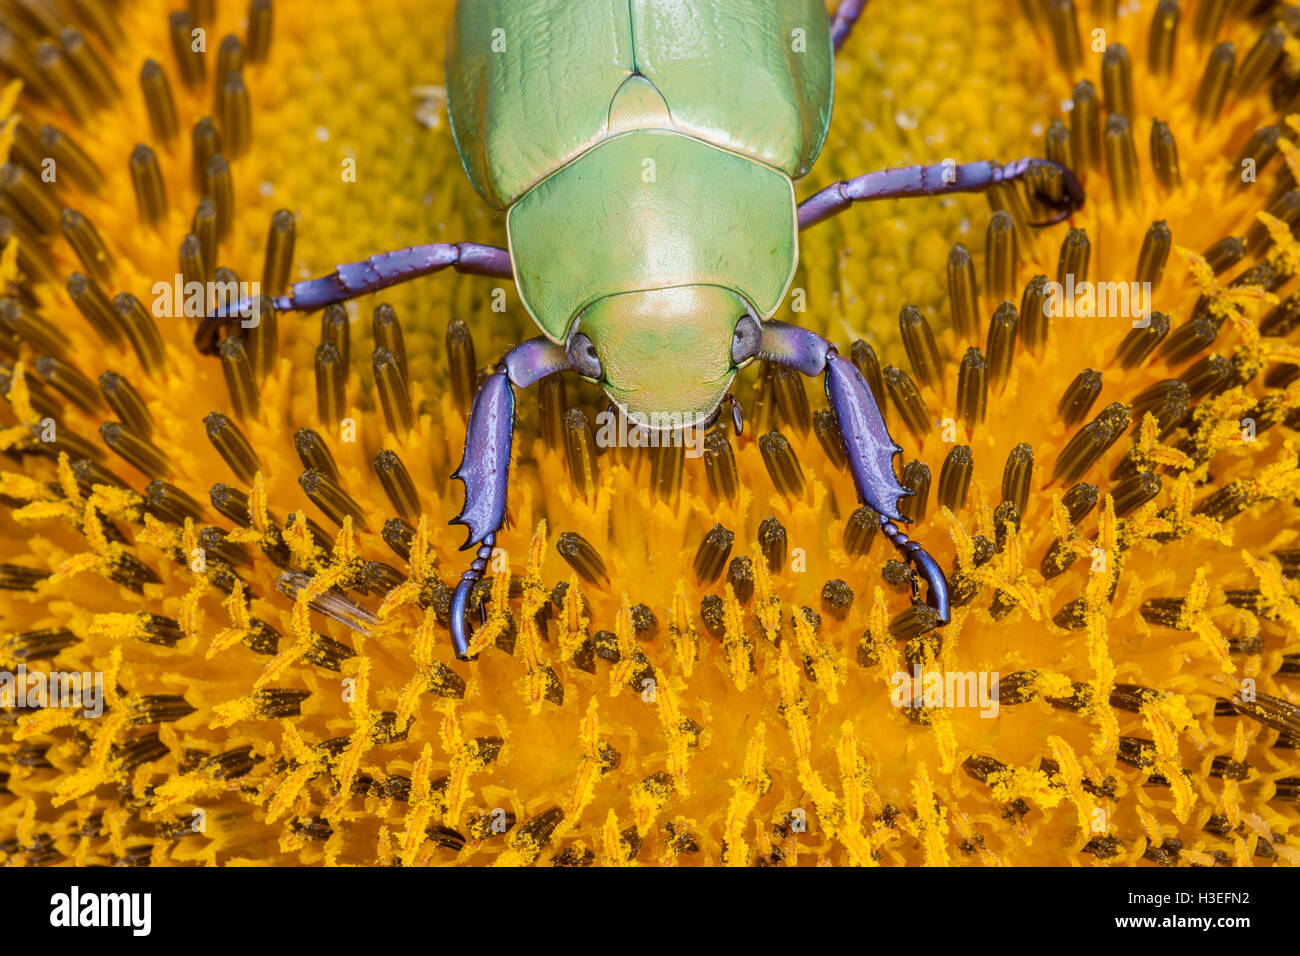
[[880, 518, 951, 625], [1024, 158, 1085, 226], [450, 534, 495, 660]]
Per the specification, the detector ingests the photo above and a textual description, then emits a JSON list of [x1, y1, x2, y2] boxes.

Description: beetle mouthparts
[[726, 393, 744, 435]]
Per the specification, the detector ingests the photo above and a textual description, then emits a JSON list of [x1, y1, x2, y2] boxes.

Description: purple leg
[[831, 0, 867, 53], [761, 320, 950, 623], [798, 158, 1085, 231], [449, 337, 570, 659], [194, 241, 513, 354]]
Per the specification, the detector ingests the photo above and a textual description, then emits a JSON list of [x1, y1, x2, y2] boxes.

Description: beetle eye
[[730, 313, 762, 368], [567, 331, 603, 380]]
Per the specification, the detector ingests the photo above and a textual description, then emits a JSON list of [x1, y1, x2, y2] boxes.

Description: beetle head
[[568, 286, 761, 429]]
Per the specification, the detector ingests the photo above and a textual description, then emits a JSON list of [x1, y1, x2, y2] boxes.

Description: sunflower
[[0, 0, 1296, 867]]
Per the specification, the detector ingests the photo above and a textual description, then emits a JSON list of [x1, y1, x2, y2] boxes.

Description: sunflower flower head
[[0, 0, 1296, 867]]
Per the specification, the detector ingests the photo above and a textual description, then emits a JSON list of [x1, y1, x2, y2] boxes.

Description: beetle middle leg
[[797, 157, 1085, 231], [193, 240, 513, 353], [760, 320, 950, 624]]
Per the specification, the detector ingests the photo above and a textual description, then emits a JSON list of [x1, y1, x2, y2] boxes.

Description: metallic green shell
[[447, 0, 834, 209], [507, 129, 797, 340]]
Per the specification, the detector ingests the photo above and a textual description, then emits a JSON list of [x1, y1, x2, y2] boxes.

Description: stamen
[[758, 516, 787, 570], [60, 208, 112, 282], [34, 356, 100, 413], [883, 366, 931, 443], [180, 233, 207, 290], [957, 347, 987, 432], [649, 442, 684, 505], [1148, 0, 1178, 75], [537, 375, 566, 448], [1020, 274, 1050, 355], [1057, 227, 1089, 287], [1101, 44, 1135, 121], [1001, 442, 1033, 514], [129, 144, 167, 225], [1070, 80, 1101, 171], [947, 243, 980, 340], [244, 296, 277, 380], [100, 421, 170, 478], [1195, 42, 1234, 124], [771, 365, 811, 434], [901, 460, 930, 521], [1193, 0, 1227, 44], [215, 35, 244, 96], [1062, 481, 1099, 523], [692, 524, 734, 585], [1150, 120, 1180, 192], [702, 430, 737, 502], [1128, 379, 1189, 438], [381, 517, 415, 561], [3, 163, 61, 234], [204, 154, 233, 239], [1135, 220, 1171, 288], [262, 209, 295, 294], [299, 468, 368, 530], [0, 298, 68, 358], [899, 304, 941, 390], [727, 555, 754, 604], [144, 481, 204, 525], [1103, 114, 1140, 210], [99, 371, 153, 437], [1245, 190, 1300, 254], [113, 292, 165, 376], [1053, 420, 1113, 484], [218, 72, 250, 158], [1058, 369, 1102, 426], [1181, 354, 1232, 400], [1235, 24, 1285, 99], [191, 117, 222, 192], [1159, 316, 1216, 364], [204, 410, 262, 483], [220, 336, 260, 419], [1047, 0, 1082, 75], [758, 431, 804, 498], [844, 506, 878, 555], [556, 531, 608, 585], [248, 0, 274, 64], [1112, 471, 1162, 517], [812, 408, 847, 470], [0, 215, 57, 285], [374, 449, 421, 522], [985, 210, 1017, 304], [938, 445, 973, 511], [1045, 119, 1071, 171], [314, 342, 345, 428], [373, 304, 408, 388], [140, 59, 178, 146], [373, 347, 412, 438], [821, 580, 853, 621], [320, 303, 349, 368], [192, 198, 217, 272], [169, 11, 205, 88], [38, 125, 103, 193], [36, 40, 91, 121], [849, 339, 886, 409], [1202, 235, 1244, 274], [985, 302, 1018, 390], [1261, 292, 1300, 336], [563, 409, 598, 500], [445, 318, 476, 417], [60, 27, 118, 104]]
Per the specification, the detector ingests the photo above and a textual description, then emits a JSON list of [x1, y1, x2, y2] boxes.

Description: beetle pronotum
[[197, 0, 1084, 659]]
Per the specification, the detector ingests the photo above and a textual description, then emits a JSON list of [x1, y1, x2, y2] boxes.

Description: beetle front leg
[[449, 337, 570, 659], [797, 158, 1084, 231], [761, 320, 950, 624], [194, 241, 513, 354]]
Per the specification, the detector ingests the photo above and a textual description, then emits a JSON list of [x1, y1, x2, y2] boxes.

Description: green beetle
[[198, 0, 1082, 658]]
